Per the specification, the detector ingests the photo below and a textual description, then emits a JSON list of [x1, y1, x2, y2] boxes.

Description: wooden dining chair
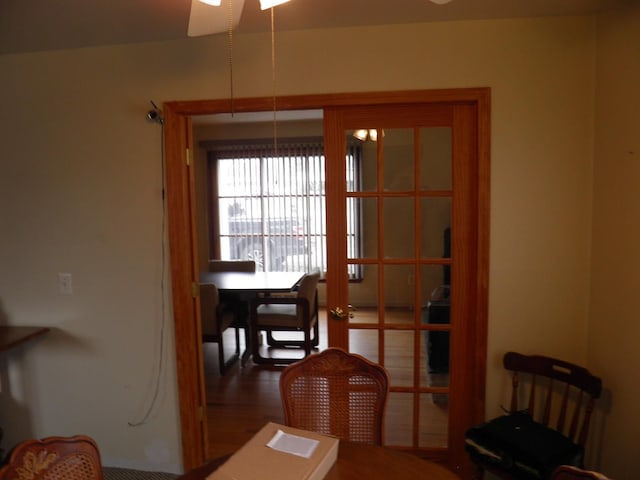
[[0, 435, 103, 480], [206, 260, 256, 371], [200, 283, 242, 375], [279, 348, 390, 445], [208, 260, 256, 273], [465, 352, 603, 480], [551, 466, 611, 480], [249, 269, 320, 365]]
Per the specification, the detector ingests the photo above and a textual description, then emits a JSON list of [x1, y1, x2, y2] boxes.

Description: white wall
[[1, 12, 626, 474]]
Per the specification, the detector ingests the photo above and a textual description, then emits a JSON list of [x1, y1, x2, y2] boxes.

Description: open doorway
[[192, 110, 328, 459], [163, 88, 490, 474]]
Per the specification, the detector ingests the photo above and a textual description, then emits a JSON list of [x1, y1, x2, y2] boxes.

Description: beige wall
[[0, 10, 634, 476], [589, 3, 640, 478]]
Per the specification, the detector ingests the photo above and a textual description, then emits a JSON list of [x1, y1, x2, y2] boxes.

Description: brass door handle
[[330, 306, 354, 320]]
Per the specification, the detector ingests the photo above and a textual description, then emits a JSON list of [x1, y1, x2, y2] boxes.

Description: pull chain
[[227, 0, 235, 116], [271, 7, 278, 157]]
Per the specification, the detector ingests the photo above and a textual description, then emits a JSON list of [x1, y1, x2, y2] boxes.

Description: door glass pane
[[420, 323, 450, 389], [384, 264, 414, 324], [349, 264, 378, 323], [354, 197, 378, 260], [384, 330, 414, 388], [349, 329, 379, 363], [347, 131, 377, 192], [420, 197, 451, 259], [385, 392, 413, 446], [420, 264, 449, 309], [419, 127, 452, 191], [420, 264, 450, 388], [419, 393, 449, 448], [384, 197, 414, 258], [383, 128, 414, 192]]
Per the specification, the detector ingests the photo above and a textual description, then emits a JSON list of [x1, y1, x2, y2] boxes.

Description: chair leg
[[250, 327, 303, 365], [312, 318, 319, 347], [262, 312, 319, 350], [250, 314, 263, 364], [234, 325, 240, 356], [218, 333, 227, 375], [217, 328, 240, 376], [265, 330, 314, 348], [240, 326, 251, 367], [304, 325, 312, 357], [266, 330, 280, 347], [253, 319, 319, 364]]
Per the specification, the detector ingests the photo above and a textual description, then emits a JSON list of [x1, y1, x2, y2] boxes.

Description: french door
[[323, 101, 487, 475]]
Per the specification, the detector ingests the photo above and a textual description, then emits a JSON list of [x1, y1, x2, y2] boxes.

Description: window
[[206, 138, 362, 275]]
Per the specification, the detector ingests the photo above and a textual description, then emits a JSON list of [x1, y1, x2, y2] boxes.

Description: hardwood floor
[[203, 308, 448, 460], [203, 316, 325, 460], [203, 355, 285, 460]]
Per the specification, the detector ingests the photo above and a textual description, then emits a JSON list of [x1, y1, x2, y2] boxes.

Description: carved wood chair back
[[0, 435, 103, 480]]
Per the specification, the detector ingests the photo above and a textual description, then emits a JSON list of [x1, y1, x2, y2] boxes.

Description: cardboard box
[[207, 422, 339, 480]]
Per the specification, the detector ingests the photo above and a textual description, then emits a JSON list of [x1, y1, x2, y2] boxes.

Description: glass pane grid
[[346, 124, 452, 451]]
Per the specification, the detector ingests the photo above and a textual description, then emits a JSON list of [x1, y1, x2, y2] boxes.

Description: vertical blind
[[206, 137, 362, 276]]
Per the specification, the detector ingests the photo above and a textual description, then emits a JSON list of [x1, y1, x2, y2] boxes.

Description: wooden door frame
[[163, 88, 490, 472]]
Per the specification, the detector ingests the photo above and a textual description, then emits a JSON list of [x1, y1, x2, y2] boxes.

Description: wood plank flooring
[[203, 318, 324, 460]]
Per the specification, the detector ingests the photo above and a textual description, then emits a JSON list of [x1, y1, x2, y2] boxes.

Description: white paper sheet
[[266, 429, 320, 459]]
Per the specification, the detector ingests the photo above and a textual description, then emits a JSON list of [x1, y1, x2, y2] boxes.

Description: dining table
[[199, 271, 306, 294], [177, 442, 461, 480], [199, 270, 307, 365]]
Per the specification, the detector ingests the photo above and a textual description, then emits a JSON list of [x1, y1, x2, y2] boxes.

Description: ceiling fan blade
[[188, 0, 245, 37]]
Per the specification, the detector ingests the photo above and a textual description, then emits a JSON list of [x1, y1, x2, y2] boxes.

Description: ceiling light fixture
[[429, 0, 453, 4], [260, 0, 291, 9], [353, 129, 383, 142], [198, 0, 291, 9]]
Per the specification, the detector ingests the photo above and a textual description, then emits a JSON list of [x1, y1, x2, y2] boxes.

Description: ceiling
[[0, 0, 627, 56]]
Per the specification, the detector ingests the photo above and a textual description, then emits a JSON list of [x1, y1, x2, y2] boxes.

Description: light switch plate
[[58, 273, 73, 294]]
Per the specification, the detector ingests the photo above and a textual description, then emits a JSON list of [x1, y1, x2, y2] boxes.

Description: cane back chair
[[0, 435, 103, 480], [279, 347, 390, 445]]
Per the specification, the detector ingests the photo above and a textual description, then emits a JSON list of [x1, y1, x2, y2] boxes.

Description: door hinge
[[198, 405, 204, 422], [185, 148, 191, 166], [192, 282, 199, 298]]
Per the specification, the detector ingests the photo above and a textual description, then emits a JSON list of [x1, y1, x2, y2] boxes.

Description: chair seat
[[255, 304, 318, 328], [465, 412, 584, 479], [250, 270, 321, 364]]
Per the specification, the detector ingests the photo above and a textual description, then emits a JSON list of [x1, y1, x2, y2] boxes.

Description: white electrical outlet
[[58, 273, 73, 294]]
